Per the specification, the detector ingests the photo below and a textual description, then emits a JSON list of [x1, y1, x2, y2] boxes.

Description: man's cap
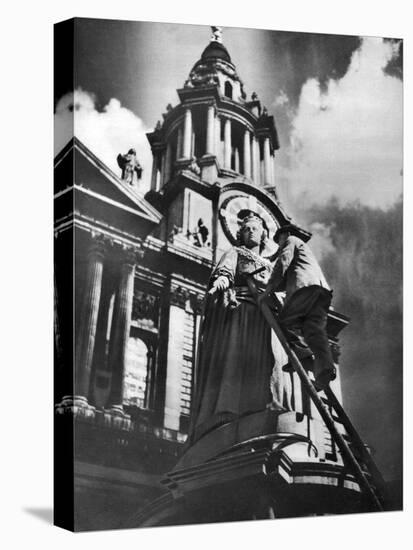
[[273, 223, 312, 243]]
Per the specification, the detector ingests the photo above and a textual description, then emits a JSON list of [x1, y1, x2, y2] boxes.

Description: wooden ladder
[[246, 276, 388, 512]]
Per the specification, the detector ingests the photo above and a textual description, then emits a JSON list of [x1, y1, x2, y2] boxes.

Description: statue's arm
[[208, 248, 238, 294]]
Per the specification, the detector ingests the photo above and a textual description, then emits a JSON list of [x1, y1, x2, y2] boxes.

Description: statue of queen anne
[[188, 212, 291, 445]]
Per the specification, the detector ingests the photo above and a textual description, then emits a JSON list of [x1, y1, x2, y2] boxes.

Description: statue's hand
[[208, 275, 230, 295]]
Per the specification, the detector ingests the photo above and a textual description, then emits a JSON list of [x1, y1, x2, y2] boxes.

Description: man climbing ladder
[[248, 224, 388, 511], [259, 223, 336, 391]]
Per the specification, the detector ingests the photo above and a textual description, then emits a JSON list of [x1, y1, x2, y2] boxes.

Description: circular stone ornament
[[219, 191, 280, 246]]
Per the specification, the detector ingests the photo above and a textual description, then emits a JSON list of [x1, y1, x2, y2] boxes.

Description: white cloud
[[54, 89, 152, 191], [277, 38, 403, 210]]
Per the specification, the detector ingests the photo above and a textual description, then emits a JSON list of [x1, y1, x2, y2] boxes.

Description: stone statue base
[[123, 410, 375, 528]]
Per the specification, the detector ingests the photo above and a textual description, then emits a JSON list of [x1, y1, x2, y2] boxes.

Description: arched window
[[224, 81, 233, 99], [123, 337, 149, 408]]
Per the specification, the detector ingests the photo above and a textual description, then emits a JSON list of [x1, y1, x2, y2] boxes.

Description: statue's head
[[236, 212, 268, 250]]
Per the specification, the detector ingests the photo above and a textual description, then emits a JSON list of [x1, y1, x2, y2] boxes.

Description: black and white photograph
[[2, 2, 409, 548], [53, 17, 403, 531]]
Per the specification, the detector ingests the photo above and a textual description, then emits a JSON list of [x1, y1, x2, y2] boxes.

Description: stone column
[[224, 118, 232, 169], [263, 137, 271, 185], [54, 271, 63, 371], [234, 148, 240, 172], [107, 247, 137, 410], [160, 150, 166, 186], [164, 141, 172, 184], [206, 103, 215, 155], [270, 154, 275, 187], [243, 129, 251, 178], [150, 154, 159, 191], [252, 136, 259, 184], [75, 235, 106, 400], [88, 272, 115, 405], [176, 127, 183, 160], [183, 107, 192, 159], [215, 116, 221, 164], [164, 297, 186, 431]]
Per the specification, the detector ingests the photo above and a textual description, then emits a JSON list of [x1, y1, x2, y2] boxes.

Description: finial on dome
[[210, 26, 223, 44]]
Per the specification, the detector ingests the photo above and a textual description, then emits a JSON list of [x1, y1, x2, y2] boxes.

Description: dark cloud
[[304, 198, 402, 482], [267, 32, 362, 106], [383, 38, 403, 79]]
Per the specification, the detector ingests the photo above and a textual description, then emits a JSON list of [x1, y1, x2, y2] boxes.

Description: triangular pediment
[[54, 137, 161, 224]]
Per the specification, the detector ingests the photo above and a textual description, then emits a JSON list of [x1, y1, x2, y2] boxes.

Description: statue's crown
[[239, 212, 263, 227]]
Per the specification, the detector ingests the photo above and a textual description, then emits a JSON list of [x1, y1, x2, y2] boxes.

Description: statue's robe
[[189, 245, 289, 445]]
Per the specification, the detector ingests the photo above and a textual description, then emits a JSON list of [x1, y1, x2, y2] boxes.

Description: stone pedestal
[[102, 404, 132, 431], [128, 410, 371, 528], [55, 395, 96, 419]]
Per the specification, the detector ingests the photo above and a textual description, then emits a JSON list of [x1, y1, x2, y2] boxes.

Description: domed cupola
[[201, 39, 232, 63], [146, 26, 280, 201], [184, 26, 247, 102]]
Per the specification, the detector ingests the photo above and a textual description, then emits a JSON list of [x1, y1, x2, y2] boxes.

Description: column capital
[[189, 293, 205, 315], [119, 244, 145, 266], [206, 100, 217, 114], [170, 285, 191, 308], [170, 283, 205, 311], [88, 233, 111, 259]]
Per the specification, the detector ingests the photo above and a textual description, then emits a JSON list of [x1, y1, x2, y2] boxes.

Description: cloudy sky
[[54, 19, 403, 483]]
